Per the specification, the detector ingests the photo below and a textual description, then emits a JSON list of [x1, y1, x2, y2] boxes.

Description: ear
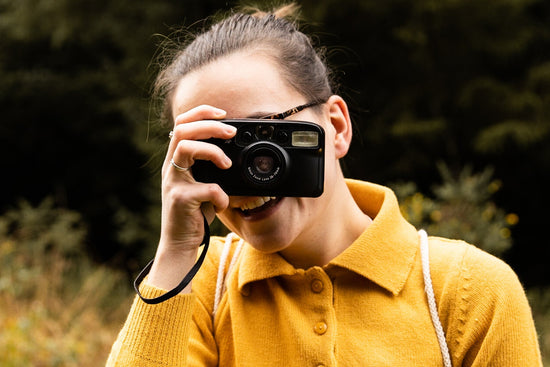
[[326, 95, 353, 159]]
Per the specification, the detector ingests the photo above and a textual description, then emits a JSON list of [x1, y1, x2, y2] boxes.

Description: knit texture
[[107, 180, 542, 366]]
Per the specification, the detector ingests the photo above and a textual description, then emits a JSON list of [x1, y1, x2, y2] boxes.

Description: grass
[[0, 247, 133, 366], [0, 199, 133, 366]]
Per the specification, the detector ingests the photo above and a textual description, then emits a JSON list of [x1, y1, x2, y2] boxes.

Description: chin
[[238, 230, 293, 254]]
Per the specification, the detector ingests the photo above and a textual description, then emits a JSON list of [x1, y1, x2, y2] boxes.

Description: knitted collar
[[237, 179, 419, 296]]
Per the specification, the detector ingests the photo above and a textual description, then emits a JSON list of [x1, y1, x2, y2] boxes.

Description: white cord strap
[[419, 229, 453, 367], [213, 233, 244, 318]]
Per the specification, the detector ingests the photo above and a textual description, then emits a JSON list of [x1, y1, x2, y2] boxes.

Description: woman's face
[[171, 50, 346, 255]]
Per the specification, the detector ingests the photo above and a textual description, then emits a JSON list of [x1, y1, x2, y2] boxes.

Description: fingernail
[[224, 156, 232, 168], [214, 108, 226, 117], [225, 125, 237, 134]]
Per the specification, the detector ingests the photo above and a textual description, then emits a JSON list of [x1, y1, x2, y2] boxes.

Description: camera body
[[192, 119, 325, 197]]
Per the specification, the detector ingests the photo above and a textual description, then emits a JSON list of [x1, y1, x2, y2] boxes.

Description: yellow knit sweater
[[107, 180, 542, 366]]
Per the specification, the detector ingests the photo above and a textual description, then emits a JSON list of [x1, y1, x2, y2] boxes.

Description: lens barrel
[[242, 141, 289, 186]]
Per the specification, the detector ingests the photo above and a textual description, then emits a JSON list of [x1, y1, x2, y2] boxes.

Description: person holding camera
[[107, 4, 541, 366]]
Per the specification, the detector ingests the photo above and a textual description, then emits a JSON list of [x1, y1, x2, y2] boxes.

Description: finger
[[165, 121, 235, 171], [164, 140, 232, 177], [166, 105, 227, 162], [172, 120, 237, 142], [174, 105, 226, 126], [196, 183, 230, 214], [201, 202, 216, 225], [169, 182, 229, 215]]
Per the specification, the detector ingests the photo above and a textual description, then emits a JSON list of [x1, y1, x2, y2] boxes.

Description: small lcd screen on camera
[[292, 131, 319, 147]]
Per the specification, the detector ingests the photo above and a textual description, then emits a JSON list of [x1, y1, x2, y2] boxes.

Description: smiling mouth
[[239, 196, 279, 216]]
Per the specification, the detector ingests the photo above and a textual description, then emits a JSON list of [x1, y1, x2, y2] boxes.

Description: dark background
[[1, 0, 549, 287]]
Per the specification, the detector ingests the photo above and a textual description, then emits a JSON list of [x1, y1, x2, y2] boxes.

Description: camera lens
[[242, 142, 289, 186], [253, 155, 274, 174]]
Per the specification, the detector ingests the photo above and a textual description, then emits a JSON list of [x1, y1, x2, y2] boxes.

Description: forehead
[[171, 51, 306, 119]]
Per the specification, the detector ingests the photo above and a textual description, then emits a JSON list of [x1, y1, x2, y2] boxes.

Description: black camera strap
[[133, 214, 210, 304]]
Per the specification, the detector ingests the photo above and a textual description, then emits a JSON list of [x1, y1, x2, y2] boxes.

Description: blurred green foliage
[[393, 163, 513, 256], [0, 198, 133, 366]]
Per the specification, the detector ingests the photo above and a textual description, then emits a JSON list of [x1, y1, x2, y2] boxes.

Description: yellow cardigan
[[107, 180, 542, 366]]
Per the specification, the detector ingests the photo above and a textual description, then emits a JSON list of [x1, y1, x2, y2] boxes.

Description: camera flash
[[292, 131, 319, 147]]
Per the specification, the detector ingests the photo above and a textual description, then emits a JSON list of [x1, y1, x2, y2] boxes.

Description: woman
[[107, 5, 541, 366]]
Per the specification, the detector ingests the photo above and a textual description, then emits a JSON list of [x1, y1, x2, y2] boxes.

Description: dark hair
[[153, 4, 334, 125]]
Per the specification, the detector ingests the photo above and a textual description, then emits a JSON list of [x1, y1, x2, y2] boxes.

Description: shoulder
[[427, 236, 521, 295], [426, 236, 534, 351], [425, 238, 540, 364]]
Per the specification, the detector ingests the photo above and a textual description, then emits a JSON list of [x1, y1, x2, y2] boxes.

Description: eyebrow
[[246, 111, 275, 119]]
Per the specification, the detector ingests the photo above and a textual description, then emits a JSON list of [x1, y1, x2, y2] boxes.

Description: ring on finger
[[168, 130, 174, 139], [170, 158, 189, 172]]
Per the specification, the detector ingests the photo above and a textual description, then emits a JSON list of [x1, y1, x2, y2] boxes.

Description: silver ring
[[168, 130, 174, 139], [170, 158, 189, 172]]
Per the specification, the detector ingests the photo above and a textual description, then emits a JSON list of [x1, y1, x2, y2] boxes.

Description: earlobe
[[327, 95, 353, 159]]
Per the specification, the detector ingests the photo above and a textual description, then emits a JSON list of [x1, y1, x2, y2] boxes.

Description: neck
[[280, 176, 372, 269]]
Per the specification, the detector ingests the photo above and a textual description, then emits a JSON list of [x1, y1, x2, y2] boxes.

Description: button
[[314, 322, 328, 335], [311, 279, 324, 293], [240, 285, 250, 296]]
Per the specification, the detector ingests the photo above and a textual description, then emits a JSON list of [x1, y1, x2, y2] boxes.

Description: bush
[[392, 163, 513, 256], [0, 198, 132, 366]]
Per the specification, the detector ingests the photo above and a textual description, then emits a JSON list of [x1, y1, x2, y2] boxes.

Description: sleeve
[[444, 245, 543, 367], [106, 238, 226, 367], [105, 284, 198, 366]]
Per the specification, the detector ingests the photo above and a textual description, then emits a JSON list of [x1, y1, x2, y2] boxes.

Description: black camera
[[192, 119, 325, 197]]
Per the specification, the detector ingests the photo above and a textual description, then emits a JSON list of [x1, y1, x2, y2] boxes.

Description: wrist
[[147, 247, 199, 292], [134, 213, 211, 303]]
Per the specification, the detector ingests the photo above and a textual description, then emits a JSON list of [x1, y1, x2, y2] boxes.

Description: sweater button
[[240, 285, 250, 296], [311, 279, 324, 293], [314, 322, 328, 335]]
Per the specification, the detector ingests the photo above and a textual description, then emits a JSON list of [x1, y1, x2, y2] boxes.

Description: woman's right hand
[[147, 105, 236, 292]]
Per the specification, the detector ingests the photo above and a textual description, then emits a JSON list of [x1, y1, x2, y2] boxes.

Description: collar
[[237, 179, 419, 295]]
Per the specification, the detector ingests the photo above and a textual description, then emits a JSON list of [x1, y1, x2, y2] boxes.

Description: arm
[[106, 106, 236, 366], [106, 285, 196, 366]]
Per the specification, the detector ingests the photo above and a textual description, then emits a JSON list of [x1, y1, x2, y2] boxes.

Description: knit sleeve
[[445, 244, 542, 366], [105, 283, 197, 366], [105, 238, 226, 367]]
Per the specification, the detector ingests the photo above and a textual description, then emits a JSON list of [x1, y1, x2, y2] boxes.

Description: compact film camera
[[192, 119, 325, 197]]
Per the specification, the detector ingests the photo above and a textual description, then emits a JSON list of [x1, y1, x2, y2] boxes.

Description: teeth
[[240, 197, 276, 211]]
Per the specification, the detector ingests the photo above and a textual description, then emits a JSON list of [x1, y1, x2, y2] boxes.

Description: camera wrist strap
[[133, 214, 210, 304]]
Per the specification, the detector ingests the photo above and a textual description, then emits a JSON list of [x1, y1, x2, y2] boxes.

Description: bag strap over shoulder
[[419, 229, 452, 367], [213, 233, 245, 318]]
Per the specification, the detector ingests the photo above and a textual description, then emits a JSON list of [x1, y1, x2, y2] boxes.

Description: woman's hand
[[147, 105, 236, 292]]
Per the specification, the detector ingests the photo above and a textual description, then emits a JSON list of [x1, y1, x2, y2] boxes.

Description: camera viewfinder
[[256, 125, 274, 140], [292, 131, 319, 147]]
